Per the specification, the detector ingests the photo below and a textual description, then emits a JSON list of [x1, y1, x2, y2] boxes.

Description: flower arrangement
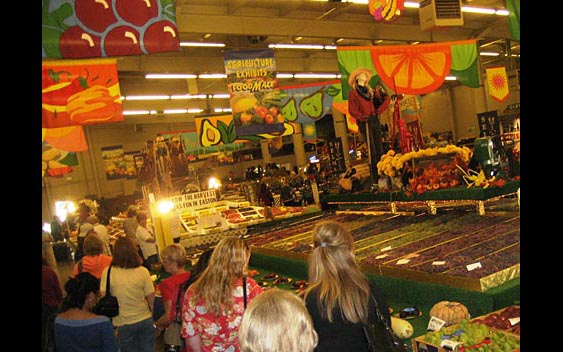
[[376, 145, 472, 178]]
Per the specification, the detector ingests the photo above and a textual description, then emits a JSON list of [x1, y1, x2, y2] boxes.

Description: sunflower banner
[[486, 66, 510, 103]]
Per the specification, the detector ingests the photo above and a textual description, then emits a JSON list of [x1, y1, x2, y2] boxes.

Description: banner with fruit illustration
[[225, 49, 285, 137], [42, 58, 123, 128], [280, 81, 341, 141], [42, 141, 78, 178], [337, 40, 479, 97], [42, 0, 180, 59], [42, 126, 88, 152], [101, 145, 126, 180], [485, 66, 510, 103]]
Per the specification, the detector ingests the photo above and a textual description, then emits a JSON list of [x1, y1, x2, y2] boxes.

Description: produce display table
[[322, 180, 520, 215]]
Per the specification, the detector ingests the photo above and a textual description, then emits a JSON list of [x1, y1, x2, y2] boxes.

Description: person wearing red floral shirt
[[181, 237, 263, 352]]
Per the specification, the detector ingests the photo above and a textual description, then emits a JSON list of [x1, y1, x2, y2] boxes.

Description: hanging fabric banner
[[42, 126, 88, 152], [42, 58, 123, 128], [337, 40, 479, 97], [486, 66, 510, 103], [224, 49, 285, 137], [506, 0, 520, 41], [368, 0, 405, 22], [280, 81, 341, 141], [42, 0, 180, 59], [42, 141, 78, 178]]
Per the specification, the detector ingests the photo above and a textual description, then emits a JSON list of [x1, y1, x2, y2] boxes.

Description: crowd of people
[[42, 215, 393, 352]]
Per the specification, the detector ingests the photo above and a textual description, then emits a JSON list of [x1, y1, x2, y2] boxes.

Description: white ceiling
[[114, 0, 519, 122]]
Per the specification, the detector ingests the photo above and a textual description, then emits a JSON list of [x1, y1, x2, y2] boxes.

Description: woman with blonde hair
[[302, 220, 391, 352], [181, 237, 263, 352], [239, 288, 318, 352]]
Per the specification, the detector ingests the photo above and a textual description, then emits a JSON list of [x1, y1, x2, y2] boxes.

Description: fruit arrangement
[[429, 301, 470, 326], [231, 91, 284, 126], [471, 306, 520, 334], [423, 320, 519, 351]]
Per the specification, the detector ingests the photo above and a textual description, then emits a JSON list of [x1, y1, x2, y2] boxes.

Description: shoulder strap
[[243, 276, 247, 309], [104, 265, 112, 297], [174, 278, 187, 321], [78, 259, 83, 273]]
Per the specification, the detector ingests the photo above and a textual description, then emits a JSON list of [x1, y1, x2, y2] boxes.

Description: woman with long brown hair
[[302, 220, 391, 352], [181, 237, 263, 352]]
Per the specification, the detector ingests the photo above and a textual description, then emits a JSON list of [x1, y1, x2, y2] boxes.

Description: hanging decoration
[[225, 49, 285, 137], [486, 66, 510, 103], [337, 40, 479, 98], [42, 0, 180, 59], [43, 126, 88, 152], [368, 0, 405, 22], [42, 58, 123, 128], [42, 141, 78, 178]]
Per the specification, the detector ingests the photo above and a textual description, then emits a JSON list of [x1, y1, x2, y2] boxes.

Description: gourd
[[391, 317, 414, 339], [429, 301, 470, 326]]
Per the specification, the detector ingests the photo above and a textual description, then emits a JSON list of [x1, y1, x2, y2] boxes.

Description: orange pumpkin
[[429, 301, 470, 326]]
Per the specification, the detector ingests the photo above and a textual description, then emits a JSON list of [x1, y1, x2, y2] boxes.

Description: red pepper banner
[[42, 58, 123, 128]]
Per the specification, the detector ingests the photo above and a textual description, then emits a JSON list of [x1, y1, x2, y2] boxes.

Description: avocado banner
[[42, 58, 124, 128], [42, 0, 180, 59], [225, 49, 285, 137]]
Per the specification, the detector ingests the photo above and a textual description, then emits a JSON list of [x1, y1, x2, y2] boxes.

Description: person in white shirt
[[87, 215, 112, 256], [135, 212, 159, 271]]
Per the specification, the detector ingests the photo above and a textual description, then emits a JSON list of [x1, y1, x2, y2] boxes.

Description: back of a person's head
[[63, 272, 100, 310], [240, 288, 318, 352], [183, 247, 214, 290], [83, 233, 104, 256], [127, 206, 137, 218], [136, 212, 148, 223], [161, 243, 187, 268], [192, 238, 249, 313], [86, 215, 99, 225], [112, 236, 142, 268]]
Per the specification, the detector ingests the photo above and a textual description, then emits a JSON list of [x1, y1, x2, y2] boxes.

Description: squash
[[429, 301, 470, 326], [391, 316, 414, 339]]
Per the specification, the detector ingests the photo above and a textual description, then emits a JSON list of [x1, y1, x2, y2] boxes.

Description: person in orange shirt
[[72, 233, 112, 279]]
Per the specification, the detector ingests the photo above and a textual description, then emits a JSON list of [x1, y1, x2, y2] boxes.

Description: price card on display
[[440, 339, 462, 350], [427, 316, 446, 331], [381, 246, 392, 252], [396, 259, 410, 265], [509, 317, 520, 326], [466, 262, 482, 271], [432, 261, 446, 266], [403, 253, 420, 259], [375, 254, 388, 259]]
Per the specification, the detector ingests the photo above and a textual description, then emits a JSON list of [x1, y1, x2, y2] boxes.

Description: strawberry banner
[[42, 58, 123, 128], [42, 0, 180, 59]]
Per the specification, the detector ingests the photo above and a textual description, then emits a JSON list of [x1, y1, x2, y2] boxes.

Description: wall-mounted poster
[[124, 151, 139, 179], [101, 145, 126, 180]]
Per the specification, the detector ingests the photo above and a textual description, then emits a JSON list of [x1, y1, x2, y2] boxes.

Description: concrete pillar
[[292, 123, 308, 169], [260, 139, 272, 164], [331, 109, 351, 168]]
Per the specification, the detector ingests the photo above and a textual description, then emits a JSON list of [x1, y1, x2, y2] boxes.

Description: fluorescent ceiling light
[[294, 73, 339, 79], [146, 74, 197, 79], [495, 9, 509, 16], [461, 6, 495, 14], [480, 52, 500, 56], [170, 94, 207, 100], [214, 108, 233, 113], [335, 38, 344, 43], [276, 73, 294, 78], [269, 43, 324, 50], [164, 109, 188, 114], [445, 76, 457, 81], [180, 42, 225, 47], [188, 108, 204, 113], [211, 94, 230, 99], [198, 74, 227, 79], [123, 110, 153, 115], [404, 2, 419, 8], [125, 95, 170, 101], [324, 45, 337, 50]]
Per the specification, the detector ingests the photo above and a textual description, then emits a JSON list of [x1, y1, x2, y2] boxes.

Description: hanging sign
[[486, 66, 510, 102]]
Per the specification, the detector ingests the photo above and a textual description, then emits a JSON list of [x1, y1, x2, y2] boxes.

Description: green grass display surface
[[249, 252, 520, 344], [321, 180, 520, 203]]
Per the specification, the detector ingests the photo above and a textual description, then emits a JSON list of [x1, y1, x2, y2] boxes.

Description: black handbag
[[96, 265, 119, 318], [362, 293, 408, 352]]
